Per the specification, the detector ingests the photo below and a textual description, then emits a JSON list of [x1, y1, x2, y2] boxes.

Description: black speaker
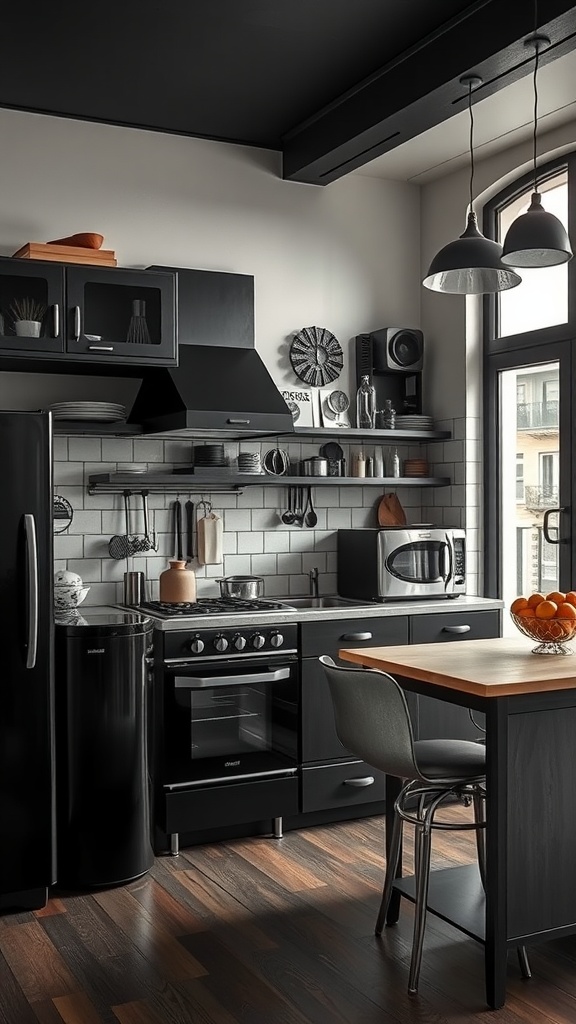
[[370, 328, 423, 373]]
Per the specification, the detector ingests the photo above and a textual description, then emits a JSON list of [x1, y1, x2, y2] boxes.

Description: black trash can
[[55, 611, 154, 888]]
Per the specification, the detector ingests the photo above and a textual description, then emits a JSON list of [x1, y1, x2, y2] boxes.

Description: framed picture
[[281, 387, 319, 428], [319, 387, 351, 427]]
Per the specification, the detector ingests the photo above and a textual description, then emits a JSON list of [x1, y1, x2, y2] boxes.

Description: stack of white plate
[[395, 414, 435, 431], [49, 402, 126, 422]]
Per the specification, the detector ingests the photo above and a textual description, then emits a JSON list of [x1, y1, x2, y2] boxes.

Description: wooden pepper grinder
[[159, 560, 197, 603]]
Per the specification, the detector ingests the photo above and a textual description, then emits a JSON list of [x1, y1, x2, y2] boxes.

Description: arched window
[[483, 154, 576, 620]]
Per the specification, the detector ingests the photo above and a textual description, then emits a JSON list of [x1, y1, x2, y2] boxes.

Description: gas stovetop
[[134, 598, 292, 619]]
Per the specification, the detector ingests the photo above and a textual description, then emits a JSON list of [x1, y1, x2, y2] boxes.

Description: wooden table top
[[338, 637, 576, 697]]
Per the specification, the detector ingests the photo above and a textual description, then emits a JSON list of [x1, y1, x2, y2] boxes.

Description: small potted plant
[[10, 297, 47, 338]]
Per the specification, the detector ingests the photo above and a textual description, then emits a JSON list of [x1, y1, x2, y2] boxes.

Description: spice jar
[[159, 560, 197, 603]]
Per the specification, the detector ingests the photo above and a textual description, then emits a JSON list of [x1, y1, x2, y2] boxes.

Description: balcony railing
[[524, 485, 559, 509], [517, 401, 559, 429]]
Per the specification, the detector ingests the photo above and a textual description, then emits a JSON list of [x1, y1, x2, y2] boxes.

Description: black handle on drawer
[[344, 776, 375, 787], [340, 631, 373, 641], [442, 624, 471, 634]]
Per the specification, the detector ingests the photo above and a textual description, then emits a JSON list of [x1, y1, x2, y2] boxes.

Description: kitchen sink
[[280, 596, 367, 609]]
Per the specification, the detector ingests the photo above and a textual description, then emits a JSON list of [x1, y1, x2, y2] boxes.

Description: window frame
[[483, 152, 576, 599]]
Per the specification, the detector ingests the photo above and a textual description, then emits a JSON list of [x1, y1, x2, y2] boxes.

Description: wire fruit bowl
[[510, 612, 576, 655]]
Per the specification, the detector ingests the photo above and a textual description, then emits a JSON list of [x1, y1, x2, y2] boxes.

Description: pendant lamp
[[501, 30, 573, 268], [423, 75, 522, 294]]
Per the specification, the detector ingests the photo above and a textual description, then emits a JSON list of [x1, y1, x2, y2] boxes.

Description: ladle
[[304, 486, 318, 528], [281, 487, 296, 525]]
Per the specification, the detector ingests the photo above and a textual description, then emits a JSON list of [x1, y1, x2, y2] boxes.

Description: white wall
[[0, 107, 421, 408]]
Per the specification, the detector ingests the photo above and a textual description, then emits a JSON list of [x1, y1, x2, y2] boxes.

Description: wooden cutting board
[[377, 493, 407, 527]]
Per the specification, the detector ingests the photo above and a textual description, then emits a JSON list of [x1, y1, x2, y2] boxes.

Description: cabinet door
[[65, 266, 176, 365], [301, 615, 411, 763], [411, 610, 497, 740], [0, 259, 64, 355]]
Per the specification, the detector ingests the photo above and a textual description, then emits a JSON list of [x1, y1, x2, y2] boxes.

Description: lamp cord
[[468, 80, 474, 216], [532, 5, 539, 192]]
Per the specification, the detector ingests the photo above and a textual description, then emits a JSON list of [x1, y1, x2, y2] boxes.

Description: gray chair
[[319, 655, 531, 994]]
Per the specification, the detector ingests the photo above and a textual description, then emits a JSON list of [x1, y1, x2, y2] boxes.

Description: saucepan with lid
[[301, 456, 329, 477], [217, 575, 264, 600]]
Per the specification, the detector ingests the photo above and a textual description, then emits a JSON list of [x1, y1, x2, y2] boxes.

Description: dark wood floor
[[1, 805, 576, 1023]]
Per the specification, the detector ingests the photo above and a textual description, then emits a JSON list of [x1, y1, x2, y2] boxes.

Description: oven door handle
[[174, 667, 291, 688]]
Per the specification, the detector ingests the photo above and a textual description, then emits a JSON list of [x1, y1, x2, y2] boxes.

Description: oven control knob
[[233, 634, 247, 651], [214, 635, 229, 653], [270, 632, 284, 648], [251, 633, 266, 650], [189, 637, 204, 654]]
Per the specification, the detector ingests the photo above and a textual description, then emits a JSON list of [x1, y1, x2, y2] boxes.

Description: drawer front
[[410, 609, 500, 645], [164, 776, 299, 834], [301, 760, 386, 813], [300, 615, 409, 659]]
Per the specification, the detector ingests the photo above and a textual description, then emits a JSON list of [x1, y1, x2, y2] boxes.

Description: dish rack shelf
[[87, 472, 451, 495]]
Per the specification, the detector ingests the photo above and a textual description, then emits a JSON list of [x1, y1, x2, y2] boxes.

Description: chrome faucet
[[309, 567, 319, 597]]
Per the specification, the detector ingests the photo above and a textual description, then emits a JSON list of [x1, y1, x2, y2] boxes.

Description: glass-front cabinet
[[0, 260, 64, 354], [65, 266, 176, 364], [0, 258, 176, 367]]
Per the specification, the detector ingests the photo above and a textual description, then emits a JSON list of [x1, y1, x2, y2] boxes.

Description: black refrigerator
[[0, 411, 55, 911]]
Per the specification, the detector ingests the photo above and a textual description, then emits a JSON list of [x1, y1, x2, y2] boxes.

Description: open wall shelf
[[87, 472, 450, 495]]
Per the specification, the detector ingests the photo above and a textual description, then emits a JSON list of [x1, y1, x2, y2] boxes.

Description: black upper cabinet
[[0, 257, 176, 370]]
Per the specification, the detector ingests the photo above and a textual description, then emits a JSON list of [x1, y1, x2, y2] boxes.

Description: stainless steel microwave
[[337, 528, 466, 601]]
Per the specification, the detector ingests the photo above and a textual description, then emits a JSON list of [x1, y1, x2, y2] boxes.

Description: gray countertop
[[98, 594, 503, 631]]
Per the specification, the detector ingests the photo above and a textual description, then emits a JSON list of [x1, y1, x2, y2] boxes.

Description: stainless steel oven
[[152, 620, 299, 853], [337, 527, 466, 601]]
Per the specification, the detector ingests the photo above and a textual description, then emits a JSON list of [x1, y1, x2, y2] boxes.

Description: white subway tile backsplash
[[101, 438, 134, 462], [264, 531, 290, 553], [251, 554, 277, 576], [277, 553, 299, 576], [53, 437, 68, 461], [237, 531, 264, 554], [53, 429, 480, 604], [221, 554, 252, 575], [68, 437, 102, 462], [251, 509, 281, 531], [327, 508, 352, 529], [68, 510, 102, 535], [223, 509, 251, 532], [67, 558, 102, 582], [132, 439, 165, 462], [53, 462, 85, 486], [54, 535, 84, 559]]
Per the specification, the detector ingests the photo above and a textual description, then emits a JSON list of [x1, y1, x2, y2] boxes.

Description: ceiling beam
[[281, 0, 576, 184]]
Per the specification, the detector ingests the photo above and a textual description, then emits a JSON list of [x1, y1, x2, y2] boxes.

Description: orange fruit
[[535, 600, 558, 619], [527, 593, 546, 608], [565, 591, 576, 607], [546, 591, 566, 606], [556, 602, 576, 620], [510, 597, 529, 614], [516, 607, 534, 618]]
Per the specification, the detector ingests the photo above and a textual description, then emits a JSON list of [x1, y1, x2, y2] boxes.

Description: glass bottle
[[383, 398, 396, 429], [391, 448, 401, 478], [356, 375, 376, 429]]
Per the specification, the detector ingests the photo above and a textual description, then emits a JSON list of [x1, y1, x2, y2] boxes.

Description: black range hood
[[128, 266, 294, 438], [128, 344, 295, 438]]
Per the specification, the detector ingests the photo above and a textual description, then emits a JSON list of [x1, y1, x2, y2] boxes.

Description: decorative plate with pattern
[[289, 326, 343, 387]]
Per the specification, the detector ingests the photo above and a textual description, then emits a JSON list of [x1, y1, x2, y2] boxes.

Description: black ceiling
[[2, 0, 576, 184]]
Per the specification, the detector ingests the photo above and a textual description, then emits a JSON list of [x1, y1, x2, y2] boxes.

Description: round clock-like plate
[[289, 326, 343, 387]]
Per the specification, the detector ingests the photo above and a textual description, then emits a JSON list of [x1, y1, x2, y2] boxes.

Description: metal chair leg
[[517, 945, 532, 978], [472, 790, 486, 891], [375, 808, 403, 935], [408, 823, 432, 994]]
